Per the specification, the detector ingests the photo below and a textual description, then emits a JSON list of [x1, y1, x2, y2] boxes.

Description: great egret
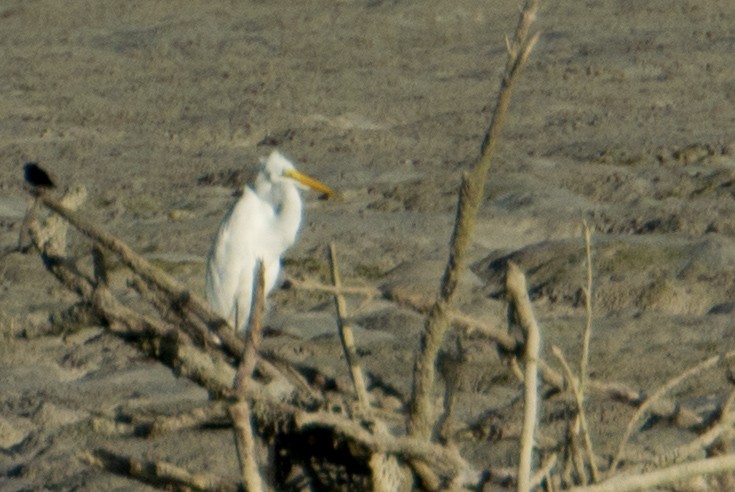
[[205, 150, 333, 333]]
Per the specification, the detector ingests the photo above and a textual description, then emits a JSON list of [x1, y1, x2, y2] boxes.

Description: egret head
[[259, 151, 333, 197]]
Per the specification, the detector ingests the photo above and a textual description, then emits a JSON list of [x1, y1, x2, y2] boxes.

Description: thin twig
[[286, 275, 377, 298], [654, 389, 735, 467], [579, 221, 593, 396], [567, 416, 589, 486], [552, 345, 600, 482], [328, 243, 370, 407], [506, 261, 541, 492], [114, 402, 229, 437], [327, 244, 413, 490]]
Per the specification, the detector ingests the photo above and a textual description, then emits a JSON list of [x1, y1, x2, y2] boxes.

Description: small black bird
[[23, 162, 56, 189]]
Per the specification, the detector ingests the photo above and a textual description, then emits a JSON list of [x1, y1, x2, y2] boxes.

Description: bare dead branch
[[328, 243, 370, 407], [579, 221, 594, 396], [35, 192, 246, 359], [552, 345, 600, 483], [407, 0, 542, 443], [506, 262, 541, 492], [568, 454, 735, 492], [231, 261, 266, 492]]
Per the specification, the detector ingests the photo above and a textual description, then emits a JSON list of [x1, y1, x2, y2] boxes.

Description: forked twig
[[532, 453, 558, 490]]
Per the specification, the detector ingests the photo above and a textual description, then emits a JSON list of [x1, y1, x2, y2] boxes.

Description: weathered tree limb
[[553, 345, 600, 483], [506, 262, 541, 492], [328, 243, 370, 408], [35, 192, 246, 359], [407, 0, 542, 444], [230, 262, 266, 492]]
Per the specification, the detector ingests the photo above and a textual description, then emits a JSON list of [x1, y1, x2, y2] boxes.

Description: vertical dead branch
[[328, 243, 370, 407], [506, 262, 541, 492], [230, 261, 266, 492], [574, 222, 600, 482], [580, 221, 593, 395], [329, 243, 415, 491], [552, 345, 599, 483], [408, 0, 542, 442]]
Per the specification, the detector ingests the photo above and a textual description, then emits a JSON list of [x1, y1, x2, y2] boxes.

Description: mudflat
[[2, 1, 735, 489]]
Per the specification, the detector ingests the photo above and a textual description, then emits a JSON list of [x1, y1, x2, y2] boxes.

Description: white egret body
[[205, 150, 333, 332]]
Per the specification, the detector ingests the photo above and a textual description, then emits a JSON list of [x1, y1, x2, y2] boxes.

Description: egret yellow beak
[[284, 169, 334, 198]]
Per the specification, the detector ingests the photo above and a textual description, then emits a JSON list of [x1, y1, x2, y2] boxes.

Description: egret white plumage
[[205, 150, 333, 333]]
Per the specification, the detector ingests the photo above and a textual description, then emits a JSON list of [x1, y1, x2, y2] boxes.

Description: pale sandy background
[[2, 0, 735, 489]]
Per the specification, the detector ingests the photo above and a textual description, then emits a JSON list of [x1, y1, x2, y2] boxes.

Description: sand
[[2, 0, 735, 489]]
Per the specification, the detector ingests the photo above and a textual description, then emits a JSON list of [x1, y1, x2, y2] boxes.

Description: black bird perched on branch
[[23, 162, 56, 189]]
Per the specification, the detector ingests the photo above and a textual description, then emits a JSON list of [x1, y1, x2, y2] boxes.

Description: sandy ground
[[2, 0, 735, 489]]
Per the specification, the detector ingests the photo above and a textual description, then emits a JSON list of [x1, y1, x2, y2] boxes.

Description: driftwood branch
[[230, 261, 266, 492], [34, 192, 246, 359], [568, 454, 735, 492], [408, 0, 542, 442], [553, 346, 600, 484], [328, 243, 370, 407], [506, 262, 541, 492]]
